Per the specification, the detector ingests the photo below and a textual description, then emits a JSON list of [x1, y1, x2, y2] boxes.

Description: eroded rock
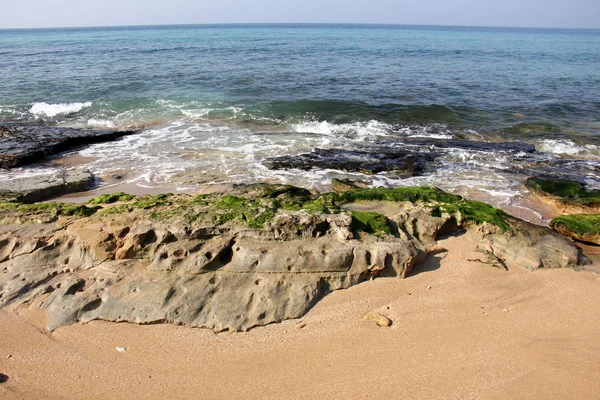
[[0, 169, 95, 203], [0, 185, 589, 333]]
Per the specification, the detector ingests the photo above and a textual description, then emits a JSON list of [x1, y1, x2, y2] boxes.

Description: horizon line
[[1, 22, 600, 32]]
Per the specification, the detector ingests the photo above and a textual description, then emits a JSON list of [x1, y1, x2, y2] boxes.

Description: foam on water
[[292, 120, 392, 139], [291, 120, 456, 141], [396, 124, 454, 139], [537, 139, 600, 157], [30, 102, 92, 118]]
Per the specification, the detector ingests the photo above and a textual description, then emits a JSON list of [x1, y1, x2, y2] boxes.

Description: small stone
[[363, 311, 393, 327], [116, 347, 127, 352], [503, 308, 509, 313], [6, 355, 12, 359], [426, 286, 432, 290], [296, 322, 307, 329]]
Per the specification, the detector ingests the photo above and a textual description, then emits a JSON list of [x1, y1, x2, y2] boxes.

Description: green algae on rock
[[86, 192, 135, 205], [15, 202, 99, 218], [550, 214, 600, 245], [334, 187, 510, 231], [526, 177, 600, 208], [0, 185, 511, 232], [350, 211, 391, 236]]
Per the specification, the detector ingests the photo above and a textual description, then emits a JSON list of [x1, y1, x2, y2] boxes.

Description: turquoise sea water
[[0, 24, 599, 218]]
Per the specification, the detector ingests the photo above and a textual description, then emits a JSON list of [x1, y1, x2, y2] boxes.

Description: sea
[[0, 24, 599, 221]]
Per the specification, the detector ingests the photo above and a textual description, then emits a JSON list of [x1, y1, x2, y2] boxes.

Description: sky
[[0, 0, 599, 29]]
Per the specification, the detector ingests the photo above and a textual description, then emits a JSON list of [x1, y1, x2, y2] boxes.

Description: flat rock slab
[[0, 169, 94, 203], [0, 125, 138, 169]]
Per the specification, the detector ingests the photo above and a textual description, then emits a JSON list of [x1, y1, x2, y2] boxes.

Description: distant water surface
[[0, 24, 599, 221]]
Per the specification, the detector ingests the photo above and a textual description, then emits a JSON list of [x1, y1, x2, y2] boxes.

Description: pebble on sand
[[363, 311, 393, 327]]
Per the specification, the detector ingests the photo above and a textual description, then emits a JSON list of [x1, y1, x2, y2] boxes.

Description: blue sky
[[1, 0, 599, 29]]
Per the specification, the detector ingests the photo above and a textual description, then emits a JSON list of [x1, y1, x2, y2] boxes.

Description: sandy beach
[[2, 232, 599, 400]]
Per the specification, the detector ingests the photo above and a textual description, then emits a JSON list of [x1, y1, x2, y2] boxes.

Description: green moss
[[334, 186, 462, 205], [131, 193, 172, 209], [526, 177, 600, 206], [350, 211, 391, 236], [551, 214, 600, 236], [86, 192, 134, 205], [440, 200, 510, 232], [17, 202, 99, 217], [207, 195, 276, 228], [0, 202, 19, 212], [261, 185, 312, 199], [0, 185, 511, 232]]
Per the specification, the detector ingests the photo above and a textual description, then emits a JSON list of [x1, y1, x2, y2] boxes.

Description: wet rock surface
[[0, 124, 138, 169], [0, 169, 95, 203], [0, 185, 588, 333], [266, 147, 440, 175]]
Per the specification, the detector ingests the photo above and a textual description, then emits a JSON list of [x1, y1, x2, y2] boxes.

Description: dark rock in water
[[266, 148, 440, 175], [0, 169, 94, 203], [386, 138, 536, 153], [0, 124, 138, 169]]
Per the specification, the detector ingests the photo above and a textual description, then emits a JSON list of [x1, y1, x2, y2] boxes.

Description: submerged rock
[[0, 169, 95, 203], [0, 185, 589, 333], [0, 124, 138, 169]]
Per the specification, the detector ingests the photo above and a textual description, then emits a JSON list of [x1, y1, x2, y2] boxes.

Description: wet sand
[[1, 233, 599, 400]]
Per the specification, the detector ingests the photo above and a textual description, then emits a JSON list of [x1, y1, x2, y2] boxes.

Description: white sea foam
[[30, 102, 92, 118], [537, 139, 600, 156], [396, 125, 453, 139], [87, 118, 116, 128], [293, 120, 391, 139]]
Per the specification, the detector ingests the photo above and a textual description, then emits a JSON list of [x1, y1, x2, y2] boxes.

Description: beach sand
[[1, 233, 599, 399]]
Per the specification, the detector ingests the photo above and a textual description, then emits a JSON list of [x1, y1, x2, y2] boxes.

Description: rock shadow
[[0, 373, 8, 383], [408, 254, 443, 277]]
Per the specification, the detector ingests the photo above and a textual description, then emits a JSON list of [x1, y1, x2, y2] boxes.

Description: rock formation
[[0, 185, 589, 333], [0, 124, 138, 169], [0, 169, 94, 203]]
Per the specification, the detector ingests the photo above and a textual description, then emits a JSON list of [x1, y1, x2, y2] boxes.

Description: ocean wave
[[537, 139, 600, 156], [292, 120, 455, 140], [396, 124, 453, 139], [30, 101, 92, 118], [292, 120, 391, 138]]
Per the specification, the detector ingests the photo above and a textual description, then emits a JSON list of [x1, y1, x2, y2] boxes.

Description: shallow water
[[1, 24, 599, 222]]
